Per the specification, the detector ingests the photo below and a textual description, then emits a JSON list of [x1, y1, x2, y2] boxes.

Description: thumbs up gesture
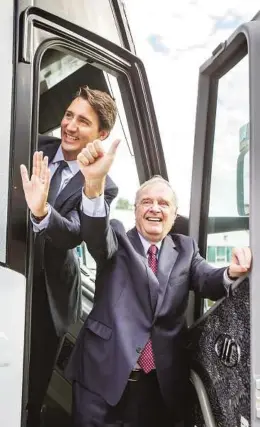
[[77, 139, 120, 198]]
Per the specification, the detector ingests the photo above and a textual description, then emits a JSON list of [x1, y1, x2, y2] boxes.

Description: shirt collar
[[137, 232, 162, 255], [51, 145, 80, 176]]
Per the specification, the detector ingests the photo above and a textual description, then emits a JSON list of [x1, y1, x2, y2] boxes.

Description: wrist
[[83, 178, 105, 199], [227, 267, 237, 280], [31, 204, 49, 221]]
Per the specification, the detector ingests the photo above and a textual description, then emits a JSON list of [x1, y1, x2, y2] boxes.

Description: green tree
[[116, 198, 132, 210]]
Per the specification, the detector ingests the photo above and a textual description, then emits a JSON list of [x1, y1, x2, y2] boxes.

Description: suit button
[[136, 347, 142, 354]]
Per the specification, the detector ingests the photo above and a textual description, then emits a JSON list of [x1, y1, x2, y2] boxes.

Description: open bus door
[[186, 11, 260, 427], [1, 2, 170, 426]]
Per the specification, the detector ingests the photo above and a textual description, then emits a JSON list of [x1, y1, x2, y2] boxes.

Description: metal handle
[[190, 369, 217, 427]]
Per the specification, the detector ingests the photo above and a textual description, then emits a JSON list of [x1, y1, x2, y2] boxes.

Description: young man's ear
[[99, 130, 109, 141]]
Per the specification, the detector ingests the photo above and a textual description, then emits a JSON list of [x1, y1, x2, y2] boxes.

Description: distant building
[[206, 230, 249, 267]]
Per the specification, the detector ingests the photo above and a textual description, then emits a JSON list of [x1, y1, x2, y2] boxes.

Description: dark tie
[[48, 160, 68, 206], [138, 244, 158, 373]]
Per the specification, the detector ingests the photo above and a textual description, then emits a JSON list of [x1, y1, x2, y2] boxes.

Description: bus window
[[204, 55, 249, 312], [38, 47, 141, 297]]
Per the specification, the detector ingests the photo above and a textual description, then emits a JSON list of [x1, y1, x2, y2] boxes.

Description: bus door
[[186, 11, 260, 427], [9, 3, 169, 426]]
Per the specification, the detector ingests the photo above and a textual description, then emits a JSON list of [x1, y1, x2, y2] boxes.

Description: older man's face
[[135, 182, 177, 243]]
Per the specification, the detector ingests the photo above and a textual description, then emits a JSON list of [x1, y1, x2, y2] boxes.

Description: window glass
[[40, 51, 85, 91], [35, 0, 122, 47], [204, 55, 250, 313], [243, 151, 249, 214], [207, 247, 216, 263], [104, 74, 139, 230]]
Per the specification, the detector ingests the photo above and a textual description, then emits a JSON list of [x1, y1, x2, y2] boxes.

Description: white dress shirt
[[138, 233, 162, 259], [31, 145, 79, 231]]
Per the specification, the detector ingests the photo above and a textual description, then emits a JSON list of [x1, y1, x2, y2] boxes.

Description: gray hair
[[135, 175, 178, 208]]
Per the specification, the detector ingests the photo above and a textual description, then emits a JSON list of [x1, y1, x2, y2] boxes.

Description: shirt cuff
[[30, 205, 51, 232], [81, 189, 106, 217], [223, 268, 235, 296], [223, 268, 236, 285]]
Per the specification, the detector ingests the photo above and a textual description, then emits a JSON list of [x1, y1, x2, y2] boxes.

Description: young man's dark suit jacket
[[66, 210, 228, 420], [35, 135, 118, 336]]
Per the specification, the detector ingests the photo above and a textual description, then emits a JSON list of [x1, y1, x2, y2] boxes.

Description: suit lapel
[[127, 227, 146, 258], [42, 140, 60, 163], [154, 234, 178, 318], [127, 228, 159, 312]]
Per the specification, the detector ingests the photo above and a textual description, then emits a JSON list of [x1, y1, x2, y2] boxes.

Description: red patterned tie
[[138, 244, 158, 373]]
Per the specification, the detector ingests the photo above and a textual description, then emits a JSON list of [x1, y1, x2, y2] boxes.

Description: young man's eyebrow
[[78, 114, 92, 124], [65, 111, 92, 124]]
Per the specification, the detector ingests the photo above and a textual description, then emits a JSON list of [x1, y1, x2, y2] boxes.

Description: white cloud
[[122, 0, 256, 215]]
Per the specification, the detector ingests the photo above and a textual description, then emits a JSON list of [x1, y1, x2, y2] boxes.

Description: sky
[[106, 0, 258, 219]]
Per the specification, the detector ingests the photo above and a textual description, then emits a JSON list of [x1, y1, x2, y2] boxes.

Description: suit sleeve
[[42, 207, 81, 249], [190, 239, 227, 301], [104, 175, 118, 206], [81, 210, 118, 265], [81, 176, 118, 263], [33, 176, 118, 250]]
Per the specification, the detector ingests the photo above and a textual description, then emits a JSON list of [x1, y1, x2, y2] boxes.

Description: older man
[[66, 139, 251, 427]]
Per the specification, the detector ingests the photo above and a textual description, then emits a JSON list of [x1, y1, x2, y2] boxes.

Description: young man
[[20, 87, 118, 427], [66, 139, 252, 426]]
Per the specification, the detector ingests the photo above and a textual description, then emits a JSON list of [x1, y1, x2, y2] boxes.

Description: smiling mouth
[[146, 217, 162, 222], [64, 132, 79, 142]]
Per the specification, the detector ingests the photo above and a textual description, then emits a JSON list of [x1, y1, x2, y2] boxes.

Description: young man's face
[[60, 97, 108, 160]]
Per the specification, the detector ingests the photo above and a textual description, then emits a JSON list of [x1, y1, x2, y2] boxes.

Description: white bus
[[0, 1, 258, 427]]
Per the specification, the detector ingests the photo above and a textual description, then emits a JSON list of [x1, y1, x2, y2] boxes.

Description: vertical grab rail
[[190, 369, 217, 427]]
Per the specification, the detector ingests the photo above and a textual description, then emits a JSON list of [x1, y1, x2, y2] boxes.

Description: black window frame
[[33, 37, 164, 305], [187, 19, 260, 422], [189, 25, 253, 321]]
